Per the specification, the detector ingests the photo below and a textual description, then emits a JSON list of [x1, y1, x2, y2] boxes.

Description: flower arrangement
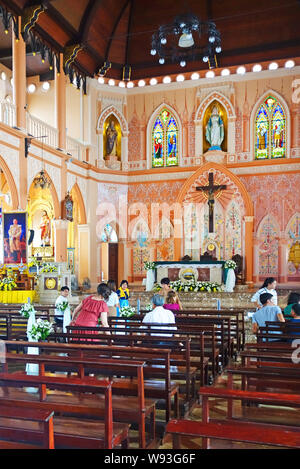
[[28, 258, 41, 268], [19, 302, 36, 319], [40, 263, 58, 273], [145, 303, 153, 311], [120, 306, 136, 318], [56, 300, 69, 313], [152, 283, 162, 292], [144, 261, 156, 270], [224, 260, 237, 270], [29, 319, 54, 341], [170, 280, 223, 293], [0, 277, 17, 291]]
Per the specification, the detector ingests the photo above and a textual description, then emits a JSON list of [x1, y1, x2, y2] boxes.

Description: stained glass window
[[152, 109, 178, 167], [255, 96, 286, 160]]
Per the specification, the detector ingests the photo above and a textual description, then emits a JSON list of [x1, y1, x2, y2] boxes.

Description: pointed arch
[[28, 170, 60, 219], [250, 90, 291, 159], [147, 103, 182, 169], [70, 182, 87, 225], [0, 154, 19, 209], [195, 91, 236, 122], [97, 105, 128, 135]]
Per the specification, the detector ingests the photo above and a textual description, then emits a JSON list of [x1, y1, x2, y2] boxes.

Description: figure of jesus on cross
[[196, 172, 227, 233]]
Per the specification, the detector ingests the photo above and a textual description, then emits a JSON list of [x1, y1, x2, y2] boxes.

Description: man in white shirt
[[142, 294, 177, 341]]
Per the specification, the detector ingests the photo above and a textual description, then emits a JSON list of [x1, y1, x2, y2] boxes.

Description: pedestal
[[37, 262, 72, 304]]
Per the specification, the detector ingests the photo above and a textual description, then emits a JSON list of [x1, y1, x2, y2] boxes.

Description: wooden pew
[[4, 339, 179, 423], [65, 324, 208, 392], [104, 320, 218, 380], [1, 353, 156, 449], [165, 418, 300, 449], [0, 404, 54, 449], [198, 385, 300, 422], [225, 364, 300, 394], [0, 372, 130, 449]]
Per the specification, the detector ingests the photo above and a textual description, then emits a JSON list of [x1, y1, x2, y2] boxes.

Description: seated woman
[[283, 292, 300, 319], [71, 283, 110, 333], [164, 290, 183, 314], [251, 277, 278, 310]]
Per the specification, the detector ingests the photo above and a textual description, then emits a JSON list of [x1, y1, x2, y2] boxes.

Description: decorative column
[[278, 234, 289, 283], [228, 117, 236, 155], [244, 216, 254, 285], [121, 131, 129, 171], [55, 53, 66, 150], [291, 103, 299, 151], [53, 219, 68, 263], [252, 235, 260, 284], [12, 16, 26, 130], [194, 120, 202, 157], [140, 121, 146, 167], [97, 133, 105, 168]]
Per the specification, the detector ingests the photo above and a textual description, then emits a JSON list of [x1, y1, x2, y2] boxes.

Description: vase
[[146, 269, 155, 291], [225, 268, 236, 292]]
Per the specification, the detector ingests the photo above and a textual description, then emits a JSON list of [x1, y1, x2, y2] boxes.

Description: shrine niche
[[203, 100, 228, 154], [27, 179, 55, 261]]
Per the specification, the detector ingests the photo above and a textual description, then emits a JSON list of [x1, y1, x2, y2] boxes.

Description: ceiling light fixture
[[237, 66, 246, 75], [150, 78, 158, 85], [191, 72, 200, 80], [252, 64, 262, 72], [27, 83, 36, 93], [150, 13, 221, 69], [163, 76, 171, 84], [269, 62, 278, 70], [285, 60, 295, 69], [221, 68, 230, 76]]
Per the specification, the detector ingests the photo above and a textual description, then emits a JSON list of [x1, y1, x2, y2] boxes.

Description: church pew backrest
[[0, 372, 116, 448]]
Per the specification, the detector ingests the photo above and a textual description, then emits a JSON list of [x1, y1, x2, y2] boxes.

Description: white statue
[[205, 106, 224, 151]]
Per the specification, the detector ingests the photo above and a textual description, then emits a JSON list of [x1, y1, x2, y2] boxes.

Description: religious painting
[[152, 109, 179, 168], [166, 117, 178, 166], [257, 215, 279, 276], [286, 213, 300, 277], [224, 201, 242, 260], [271, 104, 286, 158], [255, 96, 286, 160], [62, 192, 73, 222], [255, 105, 269, 159], [3, 212, 27, 265]]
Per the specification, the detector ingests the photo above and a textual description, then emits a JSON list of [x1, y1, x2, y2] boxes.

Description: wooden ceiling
[[0, 0, 300, 80]]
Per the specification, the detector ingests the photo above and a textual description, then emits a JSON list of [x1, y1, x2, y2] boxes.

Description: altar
[[154, 261, 224, 285]]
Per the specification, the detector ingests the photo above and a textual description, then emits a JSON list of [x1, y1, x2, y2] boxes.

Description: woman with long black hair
[[251, 277, 277, 309]]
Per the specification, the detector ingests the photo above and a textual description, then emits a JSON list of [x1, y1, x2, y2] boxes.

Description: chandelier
[[33, 169, 51, 190], [150, 13, 222, 68]]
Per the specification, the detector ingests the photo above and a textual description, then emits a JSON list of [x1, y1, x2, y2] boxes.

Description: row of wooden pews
[[165, 316, 300, 449]]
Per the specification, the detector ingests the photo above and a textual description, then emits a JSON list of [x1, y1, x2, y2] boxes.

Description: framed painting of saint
[[3, 212, 27, 265]]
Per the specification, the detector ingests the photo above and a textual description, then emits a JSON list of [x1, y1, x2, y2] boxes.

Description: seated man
[[142, 294, 177, 346], [252, 292, 285, 341]]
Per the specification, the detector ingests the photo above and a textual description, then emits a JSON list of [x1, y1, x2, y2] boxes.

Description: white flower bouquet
[[224, 260, 237, 269], [120, 306, 136, 318], [29, 319, 54, 341], [144, 261, 156, 270], [56, 300, 69, 313], [145, 303, 153, 311], [170, 280, 222, 293], [19, 302, 36, 319]]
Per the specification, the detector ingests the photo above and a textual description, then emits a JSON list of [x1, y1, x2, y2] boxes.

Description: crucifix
[[196, 172, 227, 233]]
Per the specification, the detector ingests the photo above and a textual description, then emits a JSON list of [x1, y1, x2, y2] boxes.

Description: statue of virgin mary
[[205, 106, 224, 151]]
